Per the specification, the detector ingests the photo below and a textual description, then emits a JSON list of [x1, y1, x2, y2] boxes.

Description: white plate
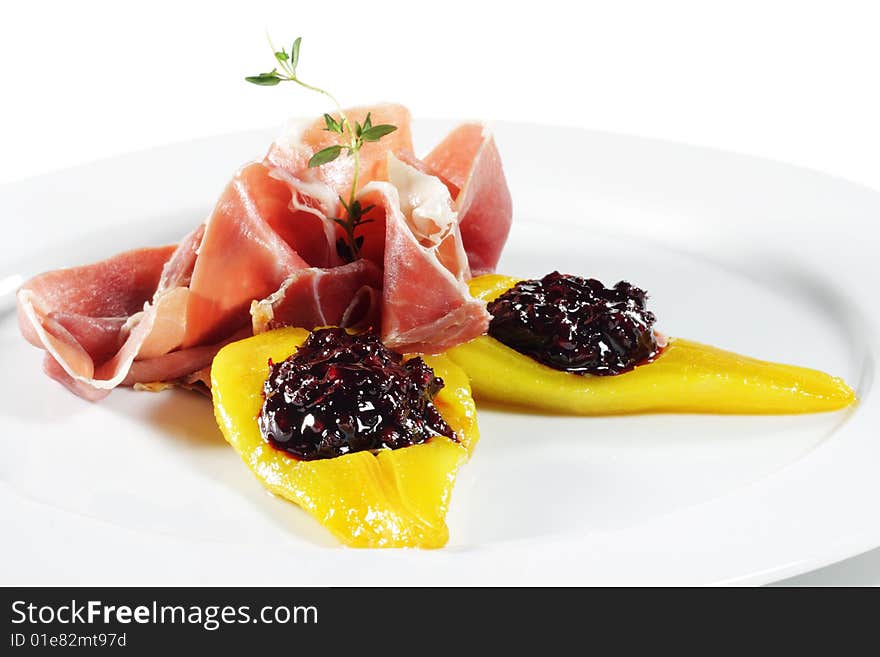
[[1, 122, 877, 586]]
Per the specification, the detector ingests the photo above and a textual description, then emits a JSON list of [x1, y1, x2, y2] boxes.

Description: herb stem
[[248, 35, 396, 262], [349, 145, 361, 207], [266, 32, 349, 129], [284, 77, 360, 215], [292, 79, 346, 121]]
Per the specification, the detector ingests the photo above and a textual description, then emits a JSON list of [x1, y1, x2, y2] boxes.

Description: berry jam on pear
[[212, 327, 479, 548], [488, 271, 659, 376], [259, 328, 455, 461], [446, 274, 856, 415]]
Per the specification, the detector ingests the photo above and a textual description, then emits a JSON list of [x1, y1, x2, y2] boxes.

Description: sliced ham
[[360, 155, 489, 353], [250, 259, 382, 334], [423, 124, 512, 275], [17, 246, 180, 400], [15, 163, 321, 399], [183, 163, 311, 347], [18, 104, 512, 399], [123, 328, 251, 388], [264, 167, 342, 268], [158, 224, 204, 291], [265, 104, 416, 218]]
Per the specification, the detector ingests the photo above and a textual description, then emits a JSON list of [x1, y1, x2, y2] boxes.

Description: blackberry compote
[[487, 271, 659, 376], [258, 328, 456, 461]]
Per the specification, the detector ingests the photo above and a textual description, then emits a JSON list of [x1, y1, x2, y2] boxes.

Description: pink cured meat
[[251, 259, 383, 334], [122, 328, 252, 388], [18, 105, 513, 399], [265, 104, 416, 219], [182, 163, 311, 347], [360, 155, 489, 353], [15, 163, 376, 398], [17, 246, 182, 400], [183, 161, 373, 349], [422, 124, 512, 275]]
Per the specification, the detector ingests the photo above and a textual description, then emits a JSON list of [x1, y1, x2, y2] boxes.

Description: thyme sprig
[[246, 36, 397, 261]]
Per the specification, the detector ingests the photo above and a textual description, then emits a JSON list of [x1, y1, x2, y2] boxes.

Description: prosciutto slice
[[16, 163, 379, 399], [183, 163, 312, 347], [18, 104, 513, 399], [422, 124, 512, 275], [265, 104, 416, 218], [251, 259, 382, 334], [360, 155, 489, 353], [17, 246, 182, 400]]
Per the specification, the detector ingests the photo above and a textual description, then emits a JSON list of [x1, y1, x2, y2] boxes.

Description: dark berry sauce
[[258, 328, 456, 461], [487, 271, 659, 376]]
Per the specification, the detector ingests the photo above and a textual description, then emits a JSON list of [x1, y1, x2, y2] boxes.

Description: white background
[[2, 0, 878, 585]]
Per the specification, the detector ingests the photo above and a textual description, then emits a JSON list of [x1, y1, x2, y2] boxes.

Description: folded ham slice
[[266, 110, 512, 276], [422, 124, 512, 275], [265, 104, 416, 218], [183, 163, 311, 347], [18, 246, 182, 400], [18, 104, 511, 399], [360, 155, 489, 353], [250, 259, 382, 334], [15, 164, 377, 399]]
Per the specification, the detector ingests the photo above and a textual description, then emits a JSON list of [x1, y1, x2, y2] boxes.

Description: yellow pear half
[[211, 328, 479, 548], [445, 274, 856, 415]]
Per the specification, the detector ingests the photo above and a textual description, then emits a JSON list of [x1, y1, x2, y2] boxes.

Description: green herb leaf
[[245, 71, 282, 86], [290, 37, 302, 73], [323, 113, 343, 134], [336, 237, 354, 263], [248, 33, 378, 261], [360, 124, 397, 142], [308, 145, 342, 167]]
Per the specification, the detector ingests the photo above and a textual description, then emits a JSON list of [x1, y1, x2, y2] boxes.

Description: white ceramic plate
[[1, 122, 877, 585]]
